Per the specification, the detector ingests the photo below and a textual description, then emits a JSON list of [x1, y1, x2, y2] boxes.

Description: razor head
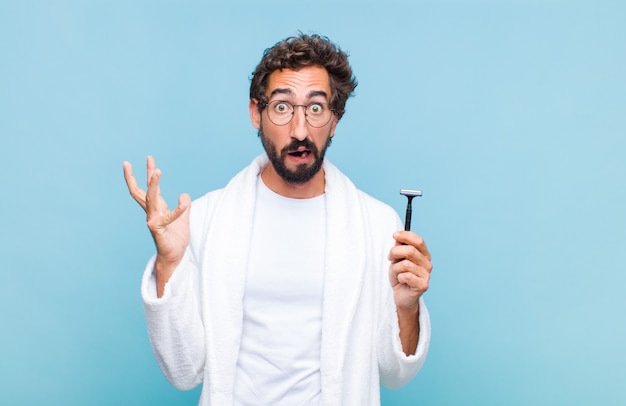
[[400, 189, 422, 197]]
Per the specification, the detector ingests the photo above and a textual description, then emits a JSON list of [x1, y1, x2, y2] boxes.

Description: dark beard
[[259, 128, 332, 184]]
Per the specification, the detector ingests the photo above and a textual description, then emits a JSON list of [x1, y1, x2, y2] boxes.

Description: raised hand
[[388, 230, 433, 354], [123, 156, 191, 297]]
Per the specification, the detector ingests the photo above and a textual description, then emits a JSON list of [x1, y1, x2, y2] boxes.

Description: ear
[[249, 99, 261, 129]]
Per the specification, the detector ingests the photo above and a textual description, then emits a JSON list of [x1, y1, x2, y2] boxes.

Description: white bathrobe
[[141, 155, 431, 405]]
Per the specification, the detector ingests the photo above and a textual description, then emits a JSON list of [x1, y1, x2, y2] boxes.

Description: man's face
[[250, 66, 338, 186]]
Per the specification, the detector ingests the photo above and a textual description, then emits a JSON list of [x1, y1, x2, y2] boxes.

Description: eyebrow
[[269, 88, 329, 100]]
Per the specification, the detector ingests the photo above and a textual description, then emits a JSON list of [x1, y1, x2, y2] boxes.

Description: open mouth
[[287, 147, 311, 159]]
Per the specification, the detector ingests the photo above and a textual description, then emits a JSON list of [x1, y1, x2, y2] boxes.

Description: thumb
[[178, 193, 191, 212]]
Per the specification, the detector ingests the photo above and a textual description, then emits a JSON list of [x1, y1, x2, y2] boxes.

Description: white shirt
[[233, 176, 326, 405]]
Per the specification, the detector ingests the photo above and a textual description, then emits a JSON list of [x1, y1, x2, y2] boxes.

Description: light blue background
[[1, 1, 624, 405]]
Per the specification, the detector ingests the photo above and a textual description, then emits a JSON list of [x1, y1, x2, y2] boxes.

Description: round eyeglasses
[[261, 100, 336, 128]]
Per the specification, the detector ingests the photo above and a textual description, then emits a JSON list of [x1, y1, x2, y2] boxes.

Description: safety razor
[[400, 189, 422, 231]]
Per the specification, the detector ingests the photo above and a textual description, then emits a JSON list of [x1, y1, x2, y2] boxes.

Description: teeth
[[301, 151, 307, 157]]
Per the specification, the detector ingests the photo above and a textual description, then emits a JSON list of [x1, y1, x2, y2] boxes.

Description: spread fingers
[[123, 161, 147, 211]]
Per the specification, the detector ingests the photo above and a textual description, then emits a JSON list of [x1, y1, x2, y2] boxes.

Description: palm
[[147, 191, 190, 263]]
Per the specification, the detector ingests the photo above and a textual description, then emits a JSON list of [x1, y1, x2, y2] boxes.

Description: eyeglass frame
[[258, 99, 337, 128]]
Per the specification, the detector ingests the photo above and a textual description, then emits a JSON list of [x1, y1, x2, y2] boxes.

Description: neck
[[261, 165, 325, 199]]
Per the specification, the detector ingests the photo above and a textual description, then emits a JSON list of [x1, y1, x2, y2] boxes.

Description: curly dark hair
[[250, 33, 358, 120]]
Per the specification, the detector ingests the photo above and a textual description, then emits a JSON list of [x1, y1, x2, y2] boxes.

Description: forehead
[[266, 66, 331, 100]]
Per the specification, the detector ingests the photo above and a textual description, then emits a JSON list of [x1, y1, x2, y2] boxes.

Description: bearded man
[[123, 33, 433, 406]]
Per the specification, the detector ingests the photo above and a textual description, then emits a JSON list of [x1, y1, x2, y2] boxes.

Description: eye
[[308, 103, 324, 115], [273, 102, 291, 114]]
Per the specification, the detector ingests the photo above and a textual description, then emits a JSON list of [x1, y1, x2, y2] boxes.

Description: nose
[[290, 106, 310, 141]]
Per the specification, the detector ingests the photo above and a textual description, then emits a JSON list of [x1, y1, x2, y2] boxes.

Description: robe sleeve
[[141, 248, 206, 390], [378, 294, 431, 389]]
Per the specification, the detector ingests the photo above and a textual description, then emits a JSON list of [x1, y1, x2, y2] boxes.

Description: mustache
[[283, 138, 317, 154]]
